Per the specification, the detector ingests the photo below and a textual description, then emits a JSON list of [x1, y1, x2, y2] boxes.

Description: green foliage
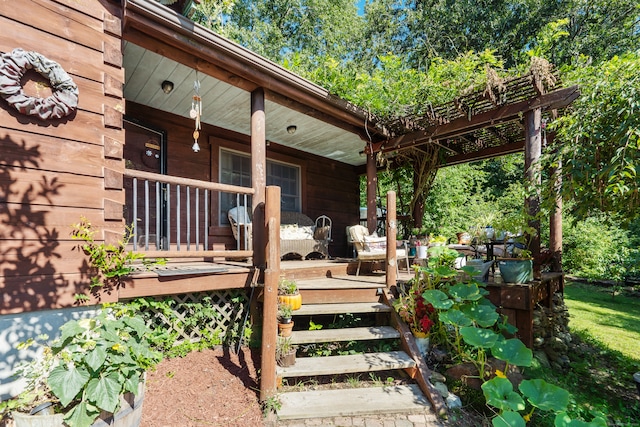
[[2, 307, 161, 427], [398, 250, 604, 426], [125, 295, 247, 357], [546, 52, 640, 220], [278, 278, 298, 295], [277, 302, 293, 320], [562, 213, 633, 282], [70, 217, 165, 301]]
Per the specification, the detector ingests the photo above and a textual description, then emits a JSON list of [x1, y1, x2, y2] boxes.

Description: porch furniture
[[348, 225, 409, 276], [229, 209, 332, 259], [280, 212, 332, 259], [228, 206, 252, 250]]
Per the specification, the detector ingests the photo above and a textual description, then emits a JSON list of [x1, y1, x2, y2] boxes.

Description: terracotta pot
[[278, 321, 294, 337]]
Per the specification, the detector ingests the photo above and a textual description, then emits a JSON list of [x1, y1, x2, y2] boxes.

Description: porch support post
[[260, 185, 280, 402], [386, 191, 397, 288], [524, 108, 542, 278], [251, 88, 266, 269], [366, 152, 377, 233]]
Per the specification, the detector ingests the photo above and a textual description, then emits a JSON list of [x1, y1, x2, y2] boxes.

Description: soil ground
[[141, 347, 266, 427]]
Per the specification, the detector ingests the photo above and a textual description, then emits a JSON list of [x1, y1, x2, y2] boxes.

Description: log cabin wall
[[126, 101, 360, 258], [0, 0, 125, 313]]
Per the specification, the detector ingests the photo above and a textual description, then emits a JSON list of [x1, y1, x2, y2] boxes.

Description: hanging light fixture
[[190, 72, 202, 153], [287, 125, 297, 134]]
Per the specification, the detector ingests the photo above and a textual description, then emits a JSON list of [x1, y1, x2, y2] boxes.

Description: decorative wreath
[[0, 48, 78, 120]]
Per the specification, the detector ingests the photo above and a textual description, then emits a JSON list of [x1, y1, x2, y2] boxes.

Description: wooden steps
[[290, 326, 399, 344], [295, 302, 391, 316], [277, 384, 430, 420], [275, 275, 436, 421], [277, 350, 415, 378]]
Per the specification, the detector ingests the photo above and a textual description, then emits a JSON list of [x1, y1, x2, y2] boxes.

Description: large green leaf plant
[[414, 252, 606, 426], [2, 306, 161, 427]]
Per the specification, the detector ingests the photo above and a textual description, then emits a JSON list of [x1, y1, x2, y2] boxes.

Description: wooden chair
[[348, 225, 409, 276]]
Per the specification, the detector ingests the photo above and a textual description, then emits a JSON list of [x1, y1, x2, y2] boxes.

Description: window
[[219, 149, 301, 224], [267, 161, 300, 212]]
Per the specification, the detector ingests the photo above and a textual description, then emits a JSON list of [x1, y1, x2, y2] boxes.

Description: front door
[[123, 118, 167, 249]]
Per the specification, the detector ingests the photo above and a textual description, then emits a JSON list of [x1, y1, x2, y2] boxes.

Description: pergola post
[[251, 88, 266, 269], [549, 154, 563, 272], [386, 191, 397, 288], [524, 108, 542, 278], [366, 152, 378, 234]]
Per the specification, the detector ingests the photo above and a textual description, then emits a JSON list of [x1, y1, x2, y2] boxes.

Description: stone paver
[[276, 409, 446, 427]]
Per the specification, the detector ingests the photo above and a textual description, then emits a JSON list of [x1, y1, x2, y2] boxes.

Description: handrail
[[123, 169, 253, 255], [124, 169, 254, 195]]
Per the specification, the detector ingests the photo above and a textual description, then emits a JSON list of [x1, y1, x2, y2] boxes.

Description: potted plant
[[0, 305, 162, 427], [497, 248, 534, 284], [277, 278, 302, 311], [275, 336, 296, 367], [277, 304, 294, 337], [493, 210, 536, 284]]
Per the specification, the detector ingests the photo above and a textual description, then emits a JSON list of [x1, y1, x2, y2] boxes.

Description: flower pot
[[411, 330, 430, 357], [277, 348, 297, 367], [278, 320, 294, 337], [456, 232, 471, 245], [278, 293, 302, 311], [497, 259, 533, 284], [417, 246, 428, 259]]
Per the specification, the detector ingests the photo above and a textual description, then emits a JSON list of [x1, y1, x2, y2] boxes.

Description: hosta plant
[[0, 305, 161, 427]]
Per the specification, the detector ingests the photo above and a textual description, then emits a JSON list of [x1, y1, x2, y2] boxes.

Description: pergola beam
[[367, 85, 579, 156]]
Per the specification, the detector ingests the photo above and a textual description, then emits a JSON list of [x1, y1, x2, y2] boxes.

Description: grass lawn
[[524, 281, 640, 426], [564, 281, 640, 360]]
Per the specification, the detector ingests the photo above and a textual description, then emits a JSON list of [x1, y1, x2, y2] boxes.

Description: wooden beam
[[441, 141, 524, 167], [371, 86, 579, 155]]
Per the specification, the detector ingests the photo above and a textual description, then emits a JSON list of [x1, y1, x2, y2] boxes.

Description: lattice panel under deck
[[138, 290, 250, 344]]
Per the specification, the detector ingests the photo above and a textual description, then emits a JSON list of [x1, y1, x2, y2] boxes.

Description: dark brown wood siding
[[126, 101, 360, 258], [0, 0, 124, 313]]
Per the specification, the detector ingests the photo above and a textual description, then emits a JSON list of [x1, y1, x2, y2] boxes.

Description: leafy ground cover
[[523, 282, 640, 426]]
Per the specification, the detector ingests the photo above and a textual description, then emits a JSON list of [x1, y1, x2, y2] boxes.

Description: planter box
[[11, 381, 145, 427]]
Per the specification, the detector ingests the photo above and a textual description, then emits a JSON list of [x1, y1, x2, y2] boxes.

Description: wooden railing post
[[386, 190, 397, 288], [260, 185, 280, 401]]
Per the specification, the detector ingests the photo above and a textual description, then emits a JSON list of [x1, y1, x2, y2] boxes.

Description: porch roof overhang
[[121, 0, 387, 166], [365, 73, 580, 167]]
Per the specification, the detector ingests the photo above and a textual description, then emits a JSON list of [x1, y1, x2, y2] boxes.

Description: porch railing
[[123, 169, 254, 259]]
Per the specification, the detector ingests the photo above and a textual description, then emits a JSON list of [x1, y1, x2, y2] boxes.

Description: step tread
[[296, 276, 385, 290], [290, 326, 400, 344], [277, 384, 431, 420], [277, 350, 416, 378], [295, 302, 391, 316]]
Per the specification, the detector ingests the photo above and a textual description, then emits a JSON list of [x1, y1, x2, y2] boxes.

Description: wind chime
[[190, 72, 202, 153]]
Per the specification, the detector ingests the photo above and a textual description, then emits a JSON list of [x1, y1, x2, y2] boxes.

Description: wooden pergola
[[362, 68, 580, 274]]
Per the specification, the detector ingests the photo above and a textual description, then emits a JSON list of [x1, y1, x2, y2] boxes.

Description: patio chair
[[348, 225, 409, 276], [228, 206, 252, 250]]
